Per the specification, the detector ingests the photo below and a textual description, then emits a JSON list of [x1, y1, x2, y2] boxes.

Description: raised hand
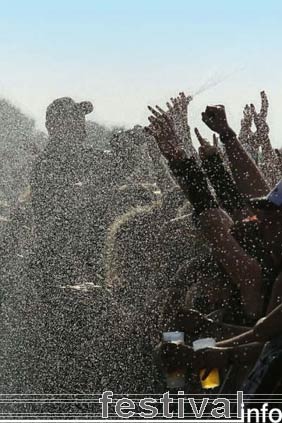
[[251, 91, 269, 124], [213, 133, 219, 149], [250, 91, 269, 136], [249, 91, 280, 186], [175, 92, 193, 132], [242, 105, 252, 128], [166, 92, 197, 157], [146, 104, 187, 161], [194, 128, 219, 160], [238, 104, 258, 161], [201, 105, 230, 134]]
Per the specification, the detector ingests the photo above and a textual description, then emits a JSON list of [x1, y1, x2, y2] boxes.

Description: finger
[[148, 105, 162, 118], [146, 122, 160, 136], [260, 91, 269, 117], [166, 101, 173, 111], [179, 92, 187, 105], [156, 106, 173, 124], [160, 112, 173, 126], [171, 97, 179, 109], [213, 133, 219, 147], [155, 105, 166, 115], [243, 104, 250, 116], [148, 115, 157, 124], [144, 126, 156, 137], [148, 116, 161, 130], [275, 148, 282, 158], [186, 94, 193, 103], [250, 104, 257, 115], [148, 113, 168, 131], [194, 127, 207, 146]]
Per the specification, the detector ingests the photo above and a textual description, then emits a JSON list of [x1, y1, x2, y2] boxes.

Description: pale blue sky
[[0, 0, 281, 145]]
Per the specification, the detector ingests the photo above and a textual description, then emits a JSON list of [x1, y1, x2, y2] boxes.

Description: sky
[[0, 0, 281, 145]]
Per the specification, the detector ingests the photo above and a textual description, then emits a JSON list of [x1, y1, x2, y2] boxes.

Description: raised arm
[[238, 104, 259, 163], [198, 208, 263, 319], [146, 100, 264, 319], [202, 104, 269, 197], [146, 136, 176, 192], [216, 303, 282, 350], [251, 91, 281, 186], [195, 128, 248, 219]]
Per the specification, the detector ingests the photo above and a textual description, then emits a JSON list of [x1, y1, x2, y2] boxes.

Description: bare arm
[[251, 92, 281, 187], [217, 303, 282, 348], [202, 105, 269, 197], [147, 137, 176, 192], [238, 104, 259, 163], [167, 307, 251, 340], [195, 129, 248, 219], [146, 100, 264, 319], [198, 208, 263, 319]]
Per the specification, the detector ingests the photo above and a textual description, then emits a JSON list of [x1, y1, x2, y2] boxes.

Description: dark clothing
[[169, 157, 218, 215], [202, 153, 247, 214], [231, 219, 279, 314], [30, 138, 115, 290], [30, 139, 114, 225], [166, 155, 279, 324], [243, 335, 282, 396]]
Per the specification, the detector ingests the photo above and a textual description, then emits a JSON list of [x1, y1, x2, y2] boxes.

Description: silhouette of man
[[30, 97, 108, 288]]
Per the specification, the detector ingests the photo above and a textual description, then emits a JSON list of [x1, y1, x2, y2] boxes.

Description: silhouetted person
[[30, 97, 113, 290]]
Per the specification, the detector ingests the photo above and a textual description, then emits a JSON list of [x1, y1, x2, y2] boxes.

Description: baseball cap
[[46, 97, 93, 122]]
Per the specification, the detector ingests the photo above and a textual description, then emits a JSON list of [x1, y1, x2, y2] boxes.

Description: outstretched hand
[[201, 105, 230, 135], [146, 104, 187, 161], [146, 92, 194, 161], [250, 91, 269, 135], [238, 102, 259, 159], [169, 92, 192, 122], [241, 104, 253, 130], [194, 128, 219, 160], [166, 92, 194, 145]]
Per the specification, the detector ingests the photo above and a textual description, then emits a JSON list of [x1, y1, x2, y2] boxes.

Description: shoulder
[[82, 146, 113, 160]]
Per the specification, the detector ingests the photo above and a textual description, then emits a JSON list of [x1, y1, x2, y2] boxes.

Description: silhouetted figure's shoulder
[[30, 139, 116, 193]]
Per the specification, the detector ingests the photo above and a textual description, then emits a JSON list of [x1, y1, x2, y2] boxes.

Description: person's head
[[45, 97, 93, 141]]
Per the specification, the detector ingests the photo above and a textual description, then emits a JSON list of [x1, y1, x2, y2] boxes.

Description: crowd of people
[[146, 91, 282, 395], [0, 89, 282, 398]]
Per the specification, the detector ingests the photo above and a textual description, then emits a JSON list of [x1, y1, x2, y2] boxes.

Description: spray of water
[[190, 66, 244, 99]]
